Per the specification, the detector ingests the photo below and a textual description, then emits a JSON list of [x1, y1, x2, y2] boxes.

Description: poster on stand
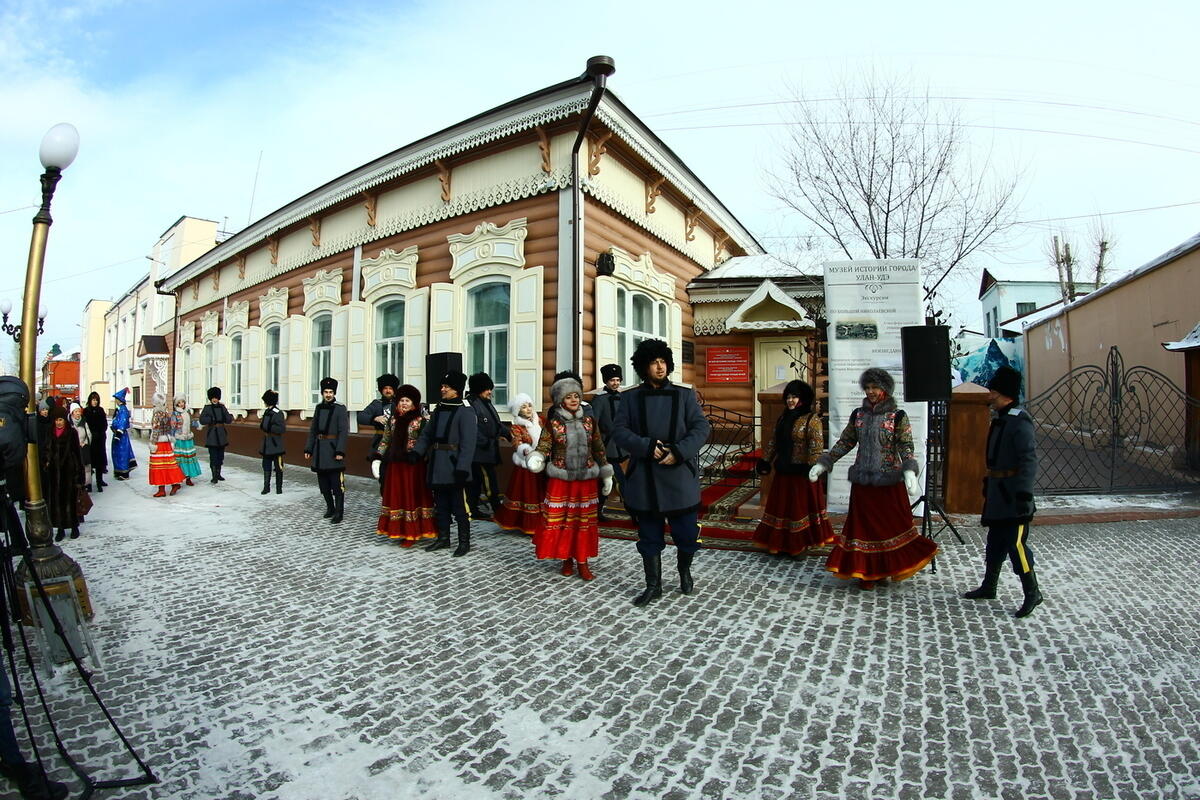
[[822, 259, 926, 511]]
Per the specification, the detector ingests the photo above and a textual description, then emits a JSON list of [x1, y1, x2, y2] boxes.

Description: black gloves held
[[755, 458, 771, 476]]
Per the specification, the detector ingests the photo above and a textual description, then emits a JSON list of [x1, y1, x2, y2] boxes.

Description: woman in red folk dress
[[493, 393, 546, 536], [809, 367, 937, 588], [148, 394, 185, 497], [526, 375, 613, 581], [371, 384, 437, 546], [753, 379, 835, 556]]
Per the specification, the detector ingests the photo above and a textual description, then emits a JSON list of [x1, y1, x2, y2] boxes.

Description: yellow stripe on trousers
[[1015, 523, 1031, 573]]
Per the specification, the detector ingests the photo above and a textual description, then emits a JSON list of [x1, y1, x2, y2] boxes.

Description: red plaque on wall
[[706, 346, 751, 382]]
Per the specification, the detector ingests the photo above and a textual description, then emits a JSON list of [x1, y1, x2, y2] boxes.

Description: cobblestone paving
[[12, 449, 1200, 800]]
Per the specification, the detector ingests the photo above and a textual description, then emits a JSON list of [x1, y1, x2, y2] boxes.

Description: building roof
[[137, 336, 170, 356], [162, 65, 763, 292], [1027, 229, 1200, 330], [1163, 321, 1200, 352]]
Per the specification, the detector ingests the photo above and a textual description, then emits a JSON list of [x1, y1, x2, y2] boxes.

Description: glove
[[808, 463, 826, 482], [903, 470, 920, 496], [755, 458, 771, 476], [601, 476, 613, 496], [526, 452, 545, 473], [405, 450, 422, 464], [453, 470, 469, 487], [370, 460, 381, 480]]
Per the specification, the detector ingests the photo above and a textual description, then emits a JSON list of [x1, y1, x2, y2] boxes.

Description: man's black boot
[[453, 526, 471, 557], [678, 550, 695, 595], [963, 561, 1003, 600], [262, 473, 271, 495], [633, 554, 663, 606], [426, 529, 452, 552], [211, 465, 220, 484], [1, 759, 69, 800], [275, 470, 283, 494], [1015, 570, 1043, 618], [331, 493, 344, 524], [322, 493, 335, 518]]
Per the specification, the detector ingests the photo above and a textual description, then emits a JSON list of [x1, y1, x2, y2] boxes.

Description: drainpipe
[[569, 55, 616, 377]]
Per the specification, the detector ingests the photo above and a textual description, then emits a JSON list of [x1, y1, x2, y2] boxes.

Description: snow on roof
[[697, 254, 817, 280], [1163, 321, 1200, 352], [52, 350, 80, 361]]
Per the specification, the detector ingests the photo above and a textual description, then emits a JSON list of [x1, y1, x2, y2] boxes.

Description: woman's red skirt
[[533, 477, 599, 561], [494, 466, 545, 536], [825, 482, 937, 581], [753, 472, 836, 555], [377, 460, 437, 545], [148, 441, 184, 486]]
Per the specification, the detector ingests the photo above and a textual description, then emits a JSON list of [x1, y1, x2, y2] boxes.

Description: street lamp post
[[12, 122, 93, 618]]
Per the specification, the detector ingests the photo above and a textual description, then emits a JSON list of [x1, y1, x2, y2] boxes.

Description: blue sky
[[2, 0, 1199, 360]]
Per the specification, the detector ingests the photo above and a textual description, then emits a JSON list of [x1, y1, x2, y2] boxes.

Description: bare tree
[[1047, 221, 1114, 301], [769, 70, 1020, 304]]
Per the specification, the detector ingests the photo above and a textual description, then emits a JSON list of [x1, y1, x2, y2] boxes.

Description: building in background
[[41, 346, 80, 402], [78, 298, 113, 402], [103, 216, 219, 425]]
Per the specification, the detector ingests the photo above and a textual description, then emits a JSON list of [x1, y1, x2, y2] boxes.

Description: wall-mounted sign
[[706, 346, 751, 382]]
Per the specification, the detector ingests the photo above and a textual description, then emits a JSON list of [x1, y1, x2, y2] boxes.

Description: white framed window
[[265, 324, 281, 396], [310, 314, 332, 404], [466, 282, 509, 407], [617, 289, 666, 371], [229, 333, 244, 407], [375, 300, 405, 380], [205, 340, 215, 389]]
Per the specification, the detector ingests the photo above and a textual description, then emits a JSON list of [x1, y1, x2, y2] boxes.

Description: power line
[[654, 119, 1200, 156]]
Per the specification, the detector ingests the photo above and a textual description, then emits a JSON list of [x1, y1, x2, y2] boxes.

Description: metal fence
[[1025, 346, 1200, 494]]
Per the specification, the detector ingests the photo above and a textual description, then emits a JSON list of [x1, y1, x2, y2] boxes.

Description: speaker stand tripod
[[910, 399, 964, 573]]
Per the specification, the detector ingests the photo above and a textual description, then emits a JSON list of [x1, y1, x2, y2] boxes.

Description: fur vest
[[533, 406, 612, 482], [817, 396, 919, 486]]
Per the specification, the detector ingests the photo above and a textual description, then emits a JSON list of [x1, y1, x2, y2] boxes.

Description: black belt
[[988, 468, 1018, 478], [433, 443, 457, 451]]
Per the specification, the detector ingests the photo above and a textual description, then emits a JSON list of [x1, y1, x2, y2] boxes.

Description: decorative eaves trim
[[726, 279, 815, 330]]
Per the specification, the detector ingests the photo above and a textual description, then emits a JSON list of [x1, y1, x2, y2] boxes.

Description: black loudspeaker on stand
[[899, 326, 964, 564], [425, 352, 463, 406]]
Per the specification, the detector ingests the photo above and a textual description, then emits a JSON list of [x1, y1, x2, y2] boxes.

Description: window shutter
[[188, 346, 202, 408], [338, 301, 368, 409], [286, 315, 308, 410], [669, 303, 683, 360], [510, 267, 543, 402], [244, 326, 262, 412], [594, 276, 620, 387], [405, 288, 430, 396], [429, 282, 463, 355]]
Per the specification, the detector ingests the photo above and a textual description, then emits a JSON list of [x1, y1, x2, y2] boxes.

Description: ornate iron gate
[[1025, 346, 1200, 493], [698, 404, 760, 520]]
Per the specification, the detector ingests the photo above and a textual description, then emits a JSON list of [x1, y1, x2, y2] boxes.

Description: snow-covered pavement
[[13, 436, 1200, 799]]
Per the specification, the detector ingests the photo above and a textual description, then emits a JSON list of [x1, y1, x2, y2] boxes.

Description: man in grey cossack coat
[[259, 389, 286, 495], [590, 363, 628, 521], [963, 365, 1043, 618], [412, 371, 477, 556], [199, 386, 234, 484], [611, 339, 712, 607], [358, 373, 399, 491], [304, 377, 349, 523]]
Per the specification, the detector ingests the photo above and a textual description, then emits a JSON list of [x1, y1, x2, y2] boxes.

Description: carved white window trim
[[607, 246, 676, 303], [224, 300, 250, 335], [302, 268, 344, 315], [258, 286, 290, 326], [448, 218, 527, 285], [200, 310, 220, 342], [361, 245, 418, 305], [178, 320, 195, 346]]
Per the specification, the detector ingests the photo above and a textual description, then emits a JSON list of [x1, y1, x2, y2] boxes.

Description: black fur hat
[[207, 386, 222, 401], [262, 389, 279, 406], [859, 367, 894, 396], [630, 339, 674, 381], [441, 371, 467, 395], [468, 372, 494, 394], [395, 384, 422, 407], [987, 365, 1022, 399], [319, 377, 338, 393], [600, 363, 623, 382], [377, 374, 400, 392], [782, 379, 814, 411]]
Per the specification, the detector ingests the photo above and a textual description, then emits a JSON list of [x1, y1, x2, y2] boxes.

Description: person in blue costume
[[110, 388, 137, 480]]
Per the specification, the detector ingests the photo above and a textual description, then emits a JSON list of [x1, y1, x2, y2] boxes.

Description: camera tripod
[[1, 478, 156, 798], [909, 400, 964, 573]]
